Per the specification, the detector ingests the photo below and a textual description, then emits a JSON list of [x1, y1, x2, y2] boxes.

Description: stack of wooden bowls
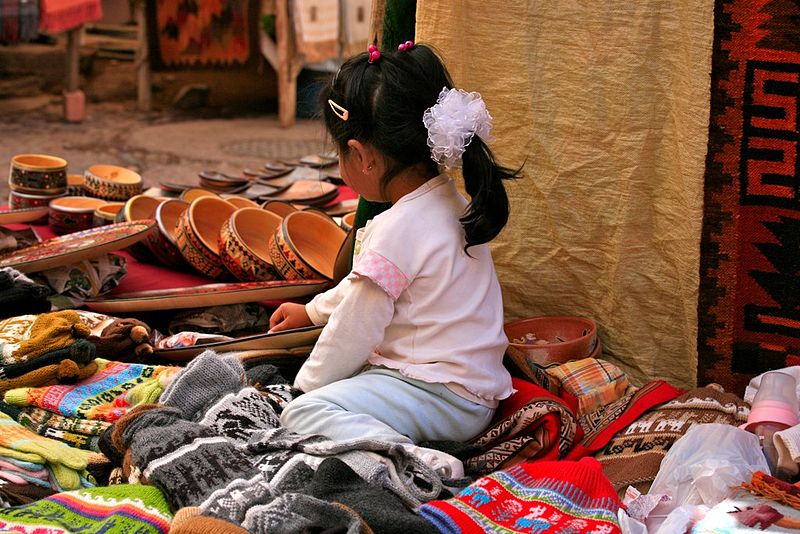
[[83, 164, 143, 202], [8, 154, 69, 221]]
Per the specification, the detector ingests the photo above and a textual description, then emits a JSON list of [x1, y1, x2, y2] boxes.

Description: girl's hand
[[269, 303, 312, 333]]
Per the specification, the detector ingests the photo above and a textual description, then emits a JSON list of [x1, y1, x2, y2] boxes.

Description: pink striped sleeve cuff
[[351, 249, 409, 300]]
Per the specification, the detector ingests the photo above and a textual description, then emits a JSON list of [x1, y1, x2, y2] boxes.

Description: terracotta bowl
[[504, 316, 599, 370], [180, 188, 219, 203], [8, 190, 66, 210], [219, 208, 283, 282], [84, 164, 143, 201], [66, 174, 85, 196], [93, 202, 124, 227], [340, 211, 356, 232], [9, 154, 68, 194], [175, 196, 237, 280], [146, 198, 190, 270], [261, 199, 298, 218], [269, 210, 347, 281], [224, 196, 261, 209], [116, 194, 163, 262], [48, 196, 107, 235]]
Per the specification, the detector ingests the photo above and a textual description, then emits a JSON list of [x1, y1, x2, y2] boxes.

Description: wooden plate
[[153, 325, 323, 361], [0, 220, 155, 272], [0, 206, 50, 225], [259, 180, 338, 203], [83, 278, 329, 313]]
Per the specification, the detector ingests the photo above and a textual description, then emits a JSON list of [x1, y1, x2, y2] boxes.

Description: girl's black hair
[[321, 43, 520, 250]]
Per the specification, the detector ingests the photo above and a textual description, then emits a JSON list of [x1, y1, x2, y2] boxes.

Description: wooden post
[[65, 27, 81, 93], [135, 0, 151, 112], [276, 0, 299, 127]]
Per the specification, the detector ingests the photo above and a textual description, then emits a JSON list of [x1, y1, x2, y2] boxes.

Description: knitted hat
[[8, 310, 91, 364], [0, 484, 172, 533], [593, 384, 749, 495], [419, 457, 623, 534], [88, 317, 154, 361]]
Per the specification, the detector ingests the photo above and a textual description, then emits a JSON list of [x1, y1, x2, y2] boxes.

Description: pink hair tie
[[397, 40, 414, 52], [368, 43, 381, 63]]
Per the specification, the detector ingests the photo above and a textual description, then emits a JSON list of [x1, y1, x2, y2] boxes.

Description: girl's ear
[[347, 139, 376, 173]]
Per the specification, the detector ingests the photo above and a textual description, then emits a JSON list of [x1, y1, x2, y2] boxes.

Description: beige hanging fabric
[[291, 0, 340, 63], [415, 1, 713, 389]]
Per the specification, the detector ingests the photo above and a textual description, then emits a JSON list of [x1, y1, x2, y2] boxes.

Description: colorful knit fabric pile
[[0, 412, 95, 492], [0, 484, 172, 533]]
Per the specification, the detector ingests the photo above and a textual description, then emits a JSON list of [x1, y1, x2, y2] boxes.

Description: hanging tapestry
[[147, 0, 257, 69], [698, 0, 800, 395]]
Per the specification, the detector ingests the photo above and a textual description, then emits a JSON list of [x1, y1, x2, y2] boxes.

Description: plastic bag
[[646, 423, 769, 532]]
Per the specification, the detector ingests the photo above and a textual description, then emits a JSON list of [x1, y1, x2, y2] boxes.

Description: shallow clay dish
[[219, 207, 282, 282]]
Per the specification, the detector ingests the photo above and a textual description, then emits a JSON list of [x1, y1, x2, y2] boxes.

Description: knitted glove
[[88, 318, 154, 361], [0, 413, 90, 471], [0, 359, 99, 394], [0, 339, 96, 380]]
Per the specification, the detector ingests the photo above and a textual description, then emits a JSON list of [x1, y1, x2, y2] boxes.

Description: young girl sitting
[[269, 42, 519, 475]]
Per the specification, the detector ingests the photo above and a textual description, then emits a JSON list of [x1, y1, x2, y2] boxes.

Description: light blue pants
[[280, 368, 495, 444]]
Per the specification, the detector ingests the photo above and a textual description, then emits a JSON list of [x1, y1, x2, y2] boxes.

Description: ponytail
[[460, 137, 520, 251]]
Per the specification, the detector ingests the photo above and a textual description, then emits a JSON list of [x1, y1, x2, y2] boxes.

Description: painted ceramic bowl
[[84, 164, 143, 201], [504, 316, 599, 368], [146, 198, 190, 270], [219, 208, 283, 282], [268, 210, 347, 281], [9, 154, 68, 194], [93, 202, 124, 227], [8, 190, 66, 210], [175, 196, 237, 280], [116, 194, 163, 262], [261, 199, 298, 218], [48, 196, 107, 235], [66, 174, 85, 196]]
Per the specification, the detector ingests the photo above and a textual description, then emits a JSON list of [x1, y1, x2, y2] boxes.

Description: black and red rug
[[698, 0, 800, 395]]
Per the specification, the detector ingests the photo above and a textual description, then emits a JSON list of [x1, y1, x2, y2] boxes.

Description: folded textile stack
[[4, 359, 179, 423], [15, 406, 112, 452], [0, 412, 95, 491]]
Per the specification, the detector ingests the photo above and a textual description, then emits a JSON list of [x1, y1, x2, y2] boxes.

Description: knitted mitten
[[11, 311, 90, 363], [88, 318, 154, 361], [0, 412, 90, 471], [0, 359, 99, 394]]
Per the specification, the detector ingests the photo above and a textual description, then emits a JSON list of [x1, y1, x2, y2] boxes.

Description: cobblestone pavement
[[0, 100, 328, 200]]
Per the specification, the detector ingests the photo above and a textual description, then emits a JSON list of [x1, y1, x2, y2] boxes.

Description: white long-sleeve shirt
[[295, 174, 514, 407]]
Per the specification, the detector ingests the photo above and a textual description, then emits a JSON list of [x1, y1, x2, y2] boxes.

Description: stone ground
[[0, 98, 329, 201]]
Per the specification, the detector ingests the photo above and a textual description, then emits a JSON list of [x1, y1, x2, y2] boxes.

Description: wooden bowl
[[180, 188, 219, 203], [48, 196, 106, 235], [219, 208, 283, 281], [146, 198, 190, 270], [9, 154, 68, 194], [84, 164, 143, 201], [66, 174, 85, 196], [93, 202, 124, 227], [8, 190, 66, 210], [175, 196, 236, 280], [261, 199, 298, 218], [504, 316, 599, 369], [340, 211, 356, 231], [224, 196, 260, 209], [116, 194, 163, 262], [269, 210, 347, 281]]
